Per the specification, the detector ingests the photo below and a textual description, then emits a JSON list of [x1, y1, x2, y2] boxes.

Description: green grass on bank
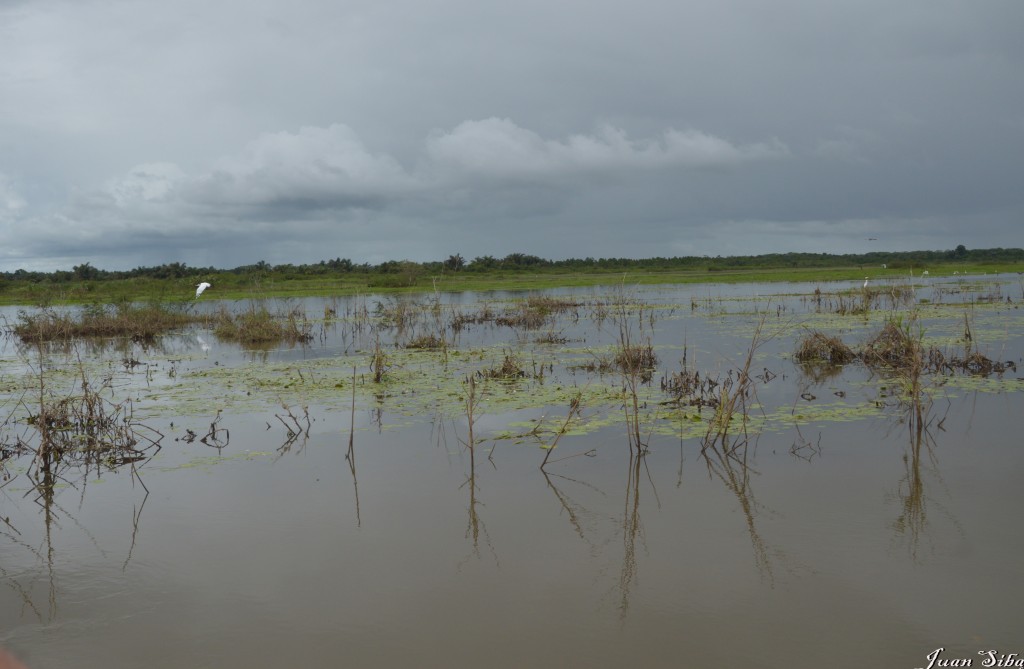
[[0, 260, 1020, 306]]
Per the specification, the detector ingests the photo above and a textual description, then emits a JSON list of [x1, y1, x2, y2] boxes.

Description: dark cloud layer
[[1, 0, 1022, 270]]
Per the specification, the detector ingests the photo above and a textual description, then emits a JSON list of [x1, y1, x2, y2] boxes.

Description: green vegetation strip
[[2, 248, 1020, 306]]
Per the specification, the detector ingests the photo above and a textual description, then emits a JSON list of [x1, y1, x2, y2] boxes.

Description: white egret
[[196, 335, 211, 353], [195, 282, 211, 298], [863, 277, 869, 289], [922, 270, 929, 276]]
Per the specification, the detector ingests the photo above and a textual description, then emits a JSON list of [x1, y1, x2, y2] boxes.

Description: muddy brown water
[[1, 276, 1023, 668]]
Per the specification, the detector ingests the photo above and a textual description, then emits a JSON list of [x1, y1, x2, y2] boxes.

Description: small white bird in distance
[[196, 282, 211, 298], [863, 277, 869, 288], [921, 270, 929, 276]]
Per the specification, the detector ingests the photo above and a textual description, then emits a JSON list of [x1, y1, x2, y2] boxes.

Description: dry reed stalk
[[463, 374, 478, 451], [348, 366, 356, 454], [615, 298, 644, 452], [703, 315, 769, 451], [539, 393, 583, 470], [7, 345, 163, 489], [370, 335, 390, 383]]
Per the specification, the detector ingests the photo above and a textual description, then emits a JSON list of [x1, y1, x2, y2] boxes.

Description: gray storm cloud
[[0, 174, 26, 213], [1, 0, 1021, 270], [189, 125, 418, 208], [425, 119, 788, 179], [0, 119, 794, 266], [59, 120, 782, 218]]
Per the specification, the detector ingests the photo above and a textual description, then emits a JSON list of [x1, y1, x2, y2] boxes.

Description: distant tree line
[[1, 245, 1020, 284]]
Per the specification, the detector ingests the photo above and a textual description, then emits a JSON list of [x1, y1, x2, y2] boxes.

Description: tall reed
[[703, 316, 768, 451]]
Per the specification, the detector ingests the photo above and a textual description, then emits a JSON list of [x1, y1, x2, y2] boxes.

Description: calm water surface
[[1, 276, 1022, 668]]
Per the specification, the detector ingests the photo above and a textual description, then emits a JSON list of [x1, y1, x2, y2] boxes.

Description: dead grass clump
[[614, 342, 658, 373], [23, 392, 154, 468], [213, 305, 313, 345], [14, 303, 196, 343], [662, 368, 700, 398], [661, 369, 722, 409], [834, 292, 874, 315], [370, 336, 391, 383], [12, 309, 75, 342], [958, 351, 1005, 375], [569, 353, 616, 374], [481, 353, 526, 380], [375, 297, 421, 330], [524, 295, 584, 315], [492, 294, 585, 330], [861, 319, 920, 370], [405, 334, 445, 350], [3, 358, 163, 485], [887, 282, 917, 307], [794, 331, 856, 365], [926, 348, 1016, 376], [449, 307, 495, 334], [860, 314, 934, 434], [922, 312, 1016, 376], [495, 304, 549, 329], [534, 327, 571, 344], [450, 303, 497, 330]]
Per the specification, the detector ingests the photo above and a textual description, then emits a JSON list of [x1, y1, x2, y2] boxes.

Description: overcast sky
[[1, 0, 1022, 271]]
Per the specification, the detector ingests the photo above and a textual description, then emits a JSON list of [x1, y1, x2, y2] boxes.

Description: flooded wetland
[[2, 273, 1023, 668]]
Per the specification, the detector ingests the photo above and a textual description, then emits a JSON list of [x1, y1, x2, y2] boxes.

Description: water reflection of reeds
[[700, 437, 774, 583], [459, 439, 498, 569], [617, 451, 653, 618], [887, 414, 963, 564], [1, 442, 151, 624]]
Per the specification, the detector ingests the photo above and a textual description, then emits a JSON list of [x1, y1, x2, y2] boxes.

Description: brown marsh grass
[[861, 316, 923, 371], [374, 296, 421, 332], [794, 312, 1013, 408], [370, 335, 391, 383], [495, 303, 549, 330], [611, 285, 656, 451], [660, 368, 723, 410], [919, 314, 1015, 376], [405, 334, 445, 350], [448, 303, 497, 332], [213, 304, 313, 345], [614, 342, 658, 376], [2, 346, 163, 490], [480, 352, 527, 380], [794, 330, 857, 365], [703, 316, 770, 451], [491, 295, 584, 330], [570, 352, 617, 375], [13, 303, 197, 343], [861, 314, 935, 436]]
